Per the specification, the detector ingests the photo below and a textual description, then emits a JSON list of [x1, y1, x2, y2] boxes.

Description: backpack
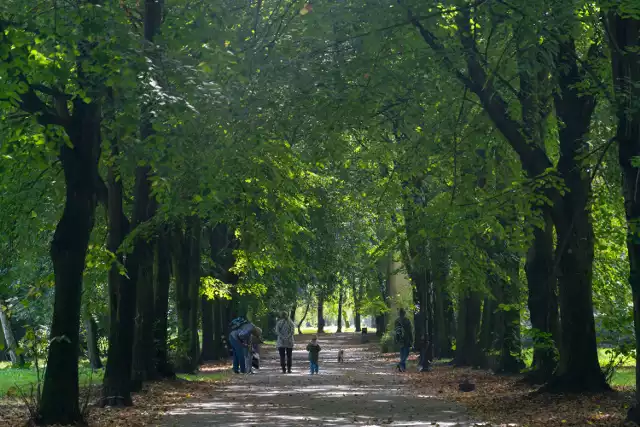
[[394, 320, 405, 344], [229, 317, 248, 331]]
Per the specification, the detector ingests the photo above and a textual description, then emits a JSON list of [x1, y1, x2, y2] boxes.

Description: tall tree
[[603, 2, 640, 420]]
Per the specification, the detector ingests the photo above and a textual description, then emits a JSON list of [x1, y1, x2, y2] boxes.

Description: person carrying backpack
[[394, 308, 413, 372]]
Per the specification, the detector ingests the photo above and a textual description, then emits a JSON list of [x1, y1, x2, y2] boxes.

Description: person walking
[[394, 308, 413, 372], [306, 335, 321, 375], [275, 311, 295, 373]]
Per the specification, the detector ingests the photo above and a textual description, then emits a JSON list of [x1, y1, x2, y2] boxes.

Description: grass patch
[[522, 346, 635, 368], [177, 371, 229, 383], [611, 367, 635, 387], [0, 362, 103, 397]]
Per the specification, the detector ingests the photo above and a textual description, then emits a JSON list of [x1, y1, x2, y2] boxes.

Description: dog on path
[[337, 349, 345, 363]]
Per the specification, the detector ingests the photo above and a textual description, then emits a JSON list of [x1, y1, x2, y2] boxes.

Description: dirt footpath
[[156, 333, 483, 426]]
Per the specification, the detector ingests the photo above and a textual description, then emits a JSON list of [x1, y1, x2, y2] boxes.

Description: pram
[[251, 342, 260, 370]]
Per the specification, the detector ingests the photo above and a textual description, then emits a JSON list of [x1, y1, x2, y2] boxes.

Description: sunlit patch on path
[[155, 333, 485, 426]]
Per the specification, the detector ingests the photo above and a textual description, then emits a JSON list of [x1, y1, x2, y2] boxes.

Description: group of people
[[228, 311, 322, 375], [228, 308, 412, 375]]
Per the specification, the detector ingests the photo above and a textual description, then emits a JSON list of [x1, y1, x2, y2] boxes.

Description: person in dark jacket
[[306, 335, 321, 375], [229, 317, 260, 374], [394, 308, 413, 372]]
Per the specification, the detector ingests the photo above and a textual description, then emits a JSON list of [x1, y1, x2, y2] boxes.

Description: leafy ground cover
[[0, 361, 231, 426], [380, 350, 637, 427], [408, 365, 634, 427]]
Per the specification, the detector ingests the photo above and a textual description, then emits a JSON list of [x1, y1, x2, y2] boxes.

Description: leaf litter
[[407, 364, 636, 427]]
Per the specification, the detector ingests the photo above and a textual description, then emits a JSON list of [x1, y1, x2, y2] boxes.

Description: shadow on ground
[[155, 334, 485, 427]]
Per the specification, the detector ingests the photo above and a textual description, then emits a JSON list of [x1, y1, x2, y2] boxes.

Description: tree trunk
[[188, 217, 201, 368], [102, 137, 138, 407], [524, 208, 559, 383], [173, 217, 201, 373], [336, 288, 344, 333], [434, 282, 454, 359], [207, 224, 237, 359], [130, 185, 158, 389], [153, 228, 174, 377], [478, 295, 497, 354], [173, 225, 191, 372], [317, 294, 325, 334], [544, 38, 608, 392], [39, 101, 101, 425], [454, 292, 482, 367], [85, 316, 102, 370], [131, 0, 163, 389], [297, 302, 310, 335], [605, 10, 640, 421], [201, 296, 215, 361], [0, 306, 24, 367], [497, 254, 525, 374], [352, 281, 362, 332], [290, 305, 296, 323], [423, 274, 435, 368], [212, 298, 226, 359]]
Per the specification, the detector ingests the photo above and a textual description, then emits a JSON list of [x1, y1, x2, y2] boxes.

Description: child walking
[[306, 335, 321, 375]]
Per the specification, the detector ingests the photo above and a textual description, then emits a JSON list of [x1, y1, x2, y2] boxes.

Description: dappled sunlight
[[156, 333, 482, 426]]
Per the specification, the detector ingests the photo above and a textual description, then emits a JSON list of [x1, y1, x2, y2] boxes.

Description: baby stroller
[[251, 342, 260, 370]]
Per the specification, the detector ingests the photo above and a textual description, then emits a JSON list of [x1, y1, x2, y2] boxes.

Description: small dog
[[337, 349, 345, 363]]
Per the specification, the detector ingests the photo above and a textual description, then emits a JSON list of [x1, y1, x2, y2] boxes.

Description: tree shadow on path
[[155, 333, 486, 426]]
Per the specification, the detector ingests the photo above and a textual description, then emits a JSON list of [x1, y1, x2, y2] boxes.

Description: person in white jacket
[[275, 311, 295, 373]]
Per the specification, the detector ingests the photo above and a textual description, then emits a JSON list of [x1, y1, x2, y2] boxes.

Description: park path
[[155, 333, 483, 427]]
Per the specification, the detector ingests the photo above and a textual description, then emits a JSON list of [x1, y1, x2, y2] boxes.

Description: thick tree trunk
[[85, 316, 102, 370], [201, 296, 215, 361], [317, 295, 325, 334], [454, 292, 482, 367], [430, 244, 453, 359], [102, 138, 137, 407], [478, 295, 497, 354], [153, 229, 174, 377], [0, 306, 24, 367], [39, 102, 101, 425], [130, 235, 156, 387], [130, 171, 158, 389], [131, 0, 163, 389], [606, 10, 640, 421], [336, 288, 344, 333], [434, 284, 454, 359], [173, 217, 201, 373], [524, 208, 559, 383], [352, 281, 362, 332], [212, 298, 226, 359], [173, 226, 191, 372], [544, 39, 608, 392]]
